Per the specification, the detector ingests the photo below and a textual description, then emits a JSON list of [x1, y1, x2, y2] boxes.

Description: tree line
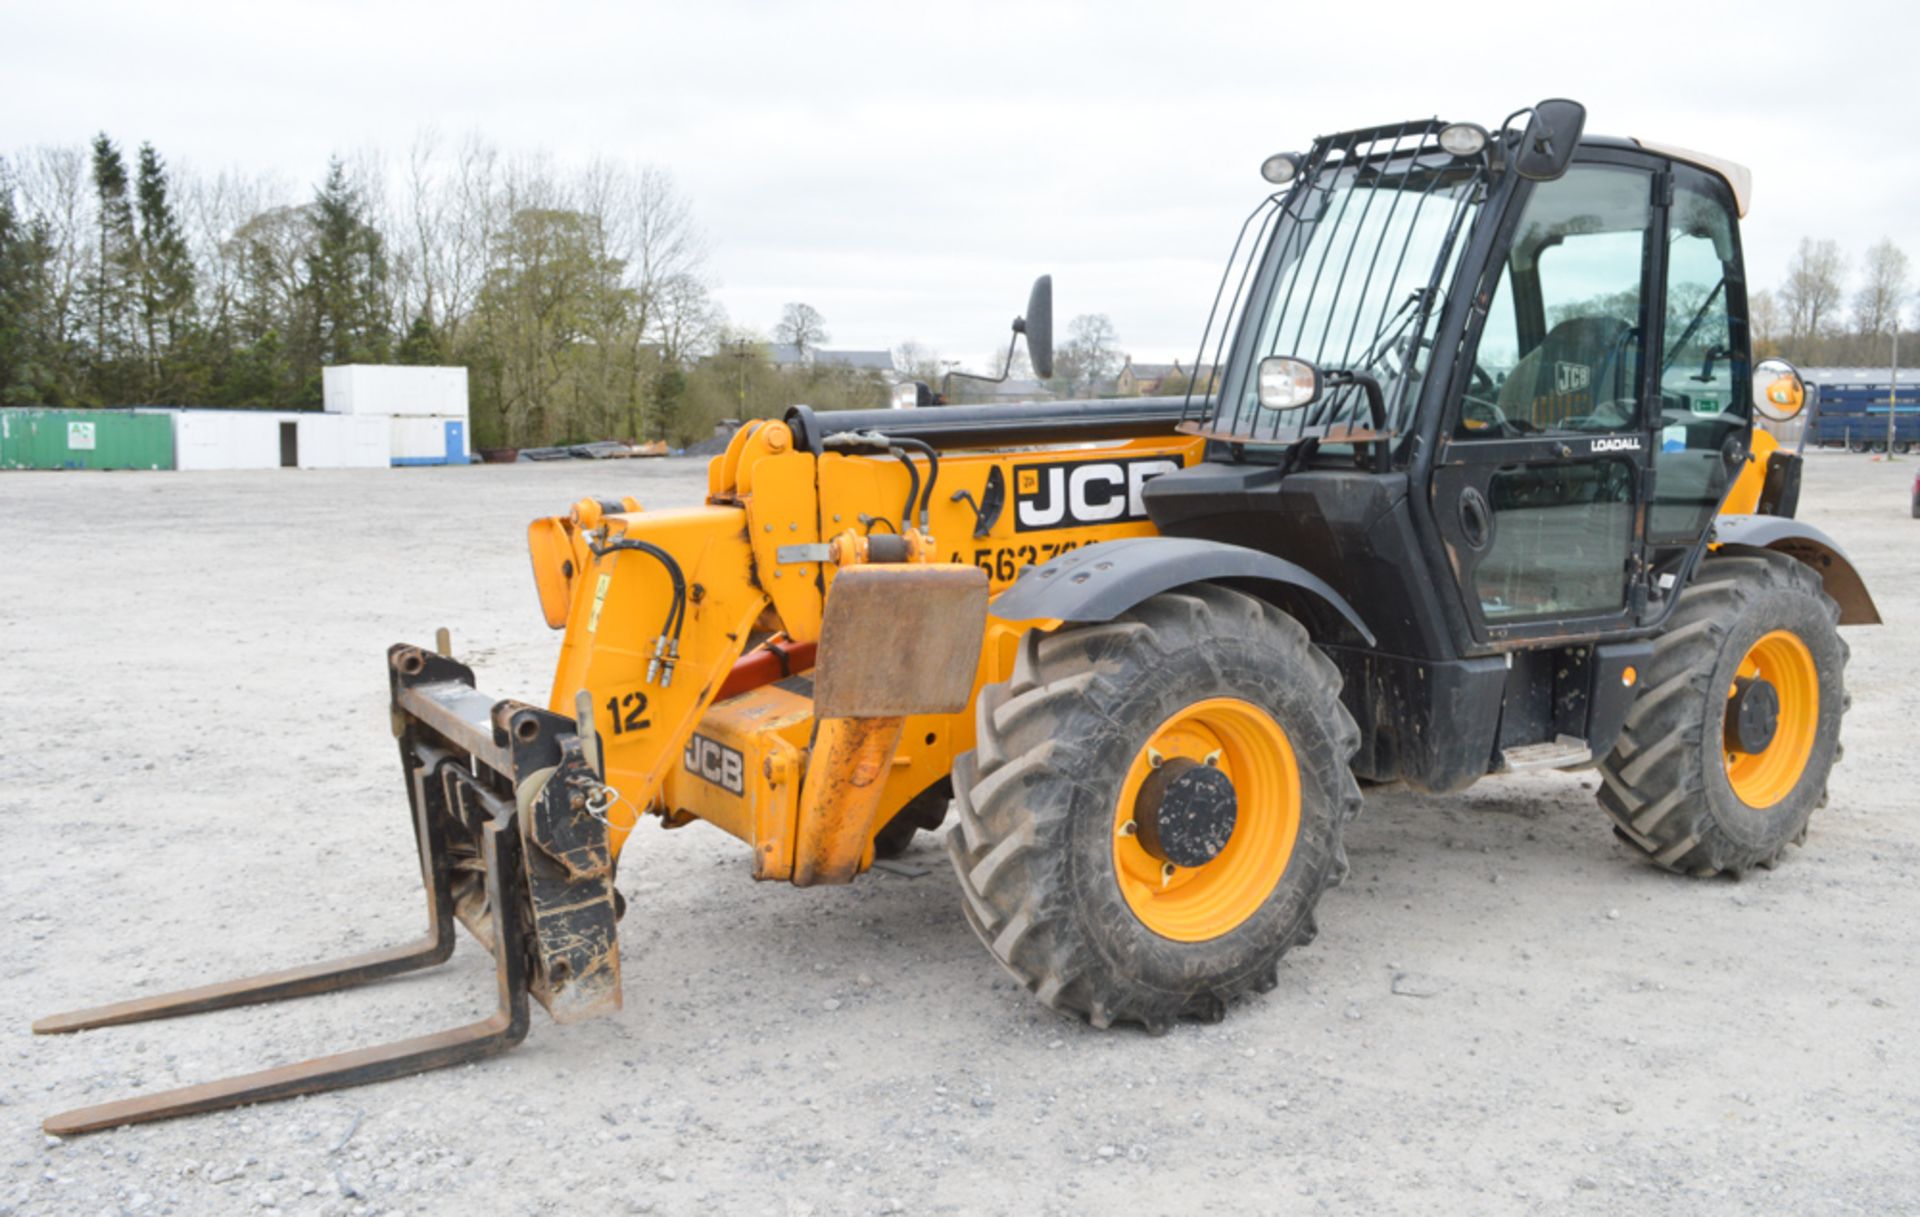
[[8, 135, 1907, 450], [1753, 236, 1915, 367], [0, 134, 897, 448]]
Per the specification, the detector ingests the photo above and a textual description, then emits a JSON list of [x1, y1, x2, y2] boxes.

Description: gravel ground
[[3, 451, 1916, 1217]]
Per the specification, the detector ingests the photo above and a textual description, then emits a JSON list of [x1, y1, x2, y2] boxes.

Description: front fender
[[1713, 514, 1881, 625], [989, 535, 1374, 646]]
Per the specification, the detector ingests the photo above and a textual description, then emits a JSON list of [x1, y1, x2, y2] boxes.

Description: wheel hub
[[1133, 757, 1238, 868], [1725, 675, 1780, 754]]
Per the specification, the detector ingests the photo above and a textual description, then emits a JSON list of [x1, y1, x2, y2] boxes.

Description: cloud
[[5, 0, 1912, 358]]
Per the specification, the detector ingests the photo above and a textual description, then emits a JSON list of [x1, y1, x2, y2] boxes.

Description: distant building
[[1117, 358, 1216, 397], [767, 345, 898, 381]]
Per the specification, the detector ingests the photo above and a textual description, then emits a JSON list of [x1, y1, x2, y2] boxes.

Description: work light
[[1438, 122, 1489, 158], [1259, 153, 1302, 185]]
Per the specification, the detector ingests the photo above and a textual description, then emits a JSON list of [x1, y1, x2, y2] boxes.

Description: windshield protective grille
[[1183, 120, 1489, 446]]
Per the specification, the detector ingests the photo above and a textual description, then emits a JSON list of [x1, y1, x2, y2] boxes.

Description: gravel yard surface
[[3, 451, 1915, 1216]]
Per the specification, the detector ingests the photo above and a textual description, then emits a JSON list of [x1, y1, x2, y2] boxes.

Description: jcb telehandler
[[38, 99, 1879, 1135]]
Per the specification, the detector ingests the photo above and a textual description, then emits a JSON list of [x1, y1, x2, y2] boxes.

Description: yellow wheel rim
[[1724, 629, 1819, 808], [1112, 697, 1300, 942]]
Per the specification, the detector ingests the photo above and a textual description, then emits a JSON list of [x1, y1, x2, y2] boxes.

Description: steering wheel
[[1459, 391, 1537, 436]]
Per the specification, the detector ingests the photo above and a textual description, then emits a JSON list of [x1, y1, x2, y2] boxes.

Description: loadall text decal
[[683, 734, 745, 796], [1012, 456, 1183, 532]]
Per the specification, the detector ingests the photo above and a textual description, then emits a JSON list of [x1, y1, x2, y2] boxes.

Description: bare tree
[[13, 146, 92, 396], [181, 165, 282, 345], [774, 302, 828, 357], [1056, 313, 1121, 395], [651, 271, 724, 363], [1852, 237, 1910, 338], [402, 131, 502, 357], [1747, 287, 1784, 357], [894, 339, 943, 385], [1779, 237, 1847, 346]]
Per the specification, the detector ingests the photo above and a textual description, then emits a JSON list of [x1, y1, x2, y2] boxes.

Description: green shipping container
[[0, 409, 176, 471]]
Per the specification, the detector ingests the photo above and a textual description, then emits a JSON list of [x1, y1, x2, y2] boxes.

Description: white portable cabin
[[161, 410, 391, 471], [323, 365, 471, 466]]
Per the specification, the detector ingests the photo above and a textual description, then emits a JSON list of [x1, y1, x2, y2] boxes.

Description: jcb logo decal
[[1012, 456, 1182, 532], [683, 734, 745, 796]]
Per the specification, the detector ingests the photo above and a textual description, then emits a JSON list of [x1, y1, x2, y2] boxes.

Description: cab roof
[[1581, 134, 1753, 217]]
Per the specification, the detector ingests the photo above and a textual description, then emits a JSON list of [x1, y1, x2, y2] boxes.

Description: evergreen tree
[[85, 133, 138, 402], [133, 143, 195, 401], [0, 162, 59, 405], [394, 310, 444, 365], [303, 159, 391, 371], [647, 364, 688, 442]]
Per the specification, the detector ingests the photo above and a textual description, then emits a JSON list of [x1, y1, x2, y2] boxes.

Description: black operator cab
[[1143, 100, 1787, 791]]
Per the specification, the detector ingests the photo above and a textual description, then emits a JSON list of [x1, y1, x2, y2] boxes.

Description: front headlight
[[1256, 357, 1319, 411]]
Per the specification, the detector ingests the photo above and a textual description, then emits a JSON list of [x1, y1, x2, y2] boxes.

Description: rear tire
[[947, 585, 1362, 1032], [1598, 552, 1848, 877]]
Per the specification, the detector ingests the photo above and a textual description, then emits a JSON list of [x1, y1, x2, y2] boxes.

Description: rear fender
[[1712, 514, 1880, 625], [988, 535, 1374, 646]]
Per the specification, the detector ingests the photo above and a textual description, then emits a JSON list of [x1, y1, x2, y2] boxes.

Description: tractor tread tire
[[947, 585, 1361, 1033], [872, 778, 953, 860], [1597, 551, 1848, 878]]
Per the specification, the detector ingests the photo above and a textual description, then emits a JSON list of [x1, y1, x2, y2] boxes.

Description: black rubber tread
[[872, 779, 953, 860], [1597, 551, 1850, 878], [946, 584, 1363, 1033]]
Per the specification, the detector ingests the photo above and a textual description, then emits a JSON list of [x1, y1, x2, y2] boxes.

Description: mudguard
[[1713, 514, 1881, 625], [989, 535, 1375, 646]]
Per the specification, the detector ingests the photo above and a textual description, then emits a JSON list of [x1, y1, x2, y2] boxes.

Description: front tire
[[1598, 552, 1848, 876], [947, 586, 1362, 1032]]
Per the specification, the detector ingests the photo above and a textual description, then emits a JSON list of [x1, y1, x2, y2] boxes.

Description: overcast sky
[[6, 0, 1914, 367]]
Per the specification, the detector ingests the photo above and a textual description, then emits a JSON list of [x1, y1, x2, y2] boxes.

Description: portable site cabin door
[[444, 420, 465, 462], [280, 422, 298, 468]]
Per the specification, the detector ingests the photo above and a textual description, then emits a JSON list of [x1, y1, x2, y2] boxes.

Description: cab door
[[1429, 154, 1663, 648]]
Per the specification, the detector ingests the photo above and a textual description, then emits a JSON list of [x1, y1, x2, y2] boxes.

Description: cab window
[[1649, 165, 1748, 542], [1458, 164, 1653, 438]]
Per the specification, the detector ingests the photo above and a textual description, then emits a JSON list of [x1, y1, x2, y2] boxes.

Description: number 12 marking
[[604, 691, 651, 734]]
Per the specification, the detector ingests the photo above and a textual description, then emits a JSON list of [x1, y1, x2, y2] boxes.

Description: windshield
[[1190, 127, 1488, 446]]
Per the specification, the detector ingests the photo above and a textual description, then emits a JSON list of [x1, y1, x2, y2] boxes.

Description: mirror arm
[[941, 330, 1023, 401]]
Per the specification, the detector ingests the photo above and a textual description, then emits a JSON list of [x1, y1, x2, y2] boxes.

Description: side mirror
[[1019, 275, 1053, 379], [1513, 98, 1586, 182], [1752, 357, 1807, 422], [891, 381, 933, 410], [1256, 356, 1319, 410]]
